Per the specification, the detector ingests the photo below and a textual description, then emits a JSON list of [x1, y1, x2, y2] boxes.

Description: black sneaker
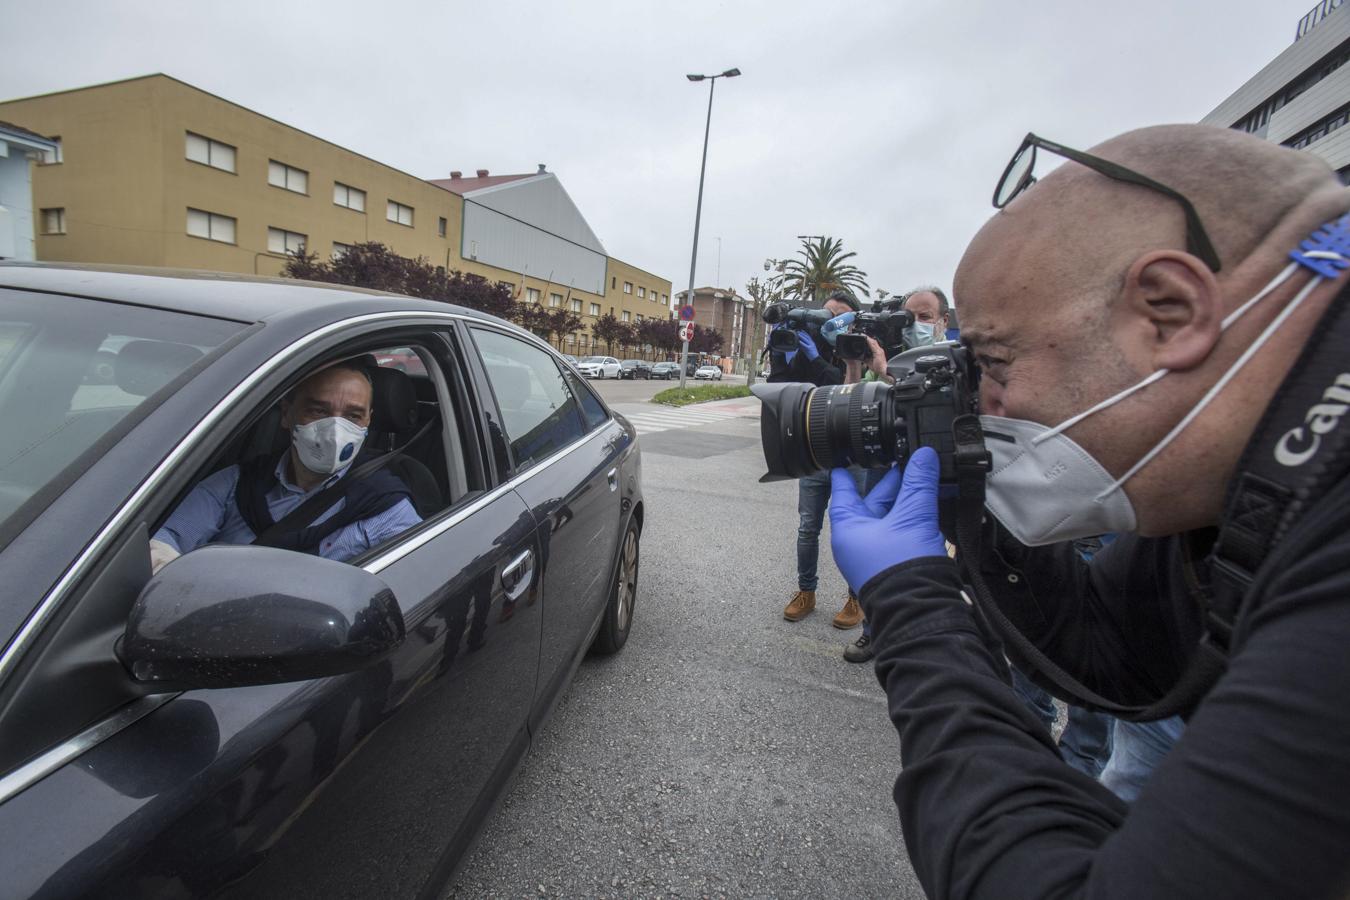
[[844, 634, 874, 663]]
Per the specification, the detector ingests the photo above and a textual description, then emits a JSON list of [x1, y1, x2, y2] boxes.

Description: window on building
[[570, 299, 583, 312], [549, 292, 563, 308], [387, 200, 414, 227], [267, 227, 307, 255], [621, 311, 631, 323], [40, 208, 66, 235], [526, 287, 541, 303], [636, 314, 644, 323], [589, 302, 601, 316], [637, 287, 646, 299], [186, 208, 236, 244], [185, 132, 236, 173], [438, 216, 447, 237], [662, 293, 669, 304], [332, 242, 353, 260], [623, 282, 633, 294], [268, 160, 308, 194], [612, 276, 617, 289], [333, 182, 366, 212]]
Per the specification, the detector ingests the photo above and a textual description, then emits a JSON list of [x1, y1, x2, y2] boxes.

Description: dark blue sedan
[[0, 264, 643, 898]]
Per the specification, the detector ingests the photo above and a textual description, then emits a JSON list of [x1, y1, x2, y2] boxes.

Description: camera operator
[[827, 125, 1350, 898], [771, 288, 888, 627]]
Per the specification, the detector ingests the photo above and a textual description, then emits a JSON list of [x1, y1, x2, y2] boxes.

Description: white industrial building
[[1203, 0, 1350, 181]]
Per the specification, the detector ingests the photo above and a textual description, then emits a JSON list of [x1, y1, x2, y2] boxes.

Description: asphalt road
[[445, 391, 925, 898]]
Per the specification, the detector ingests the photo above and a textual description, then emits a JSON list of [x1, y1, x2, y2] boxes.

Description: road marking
[[621, 403, 751, 436]]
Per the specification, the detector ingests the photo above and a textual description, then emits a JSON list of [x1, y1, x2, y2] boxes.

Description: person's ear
[[1120, 251, 1221, 372]]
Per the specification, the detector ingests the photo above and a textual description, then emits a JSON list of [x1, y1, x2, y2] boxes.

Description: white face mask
[[981, 252, 1339, 546], [904, 321, 940, 347], [292, 416, 367, 476]]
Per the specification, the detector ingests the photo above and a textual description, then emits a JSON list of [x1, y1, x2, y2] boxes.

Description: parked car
[[0, 263, 644, 899], [373, 346, 429, 376], [695, 364, 723, 381], [650, 362, 679, 380], [575, 355, 621, 379], [619, 359, 651, 380]]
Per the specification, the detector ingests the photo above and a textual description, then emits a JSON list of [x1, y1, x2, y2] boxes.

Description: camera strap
[[953, 271, 1350, 721]]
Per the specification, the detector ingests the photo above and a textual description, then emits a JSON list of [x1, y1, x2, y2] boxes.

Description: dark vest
[[235, 451, 412, 556]]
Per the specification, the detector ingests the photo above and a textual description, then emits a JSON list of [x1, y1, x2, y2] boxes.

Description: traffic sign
[[679, 322, 694, 342], [679, 305, 696, 322]]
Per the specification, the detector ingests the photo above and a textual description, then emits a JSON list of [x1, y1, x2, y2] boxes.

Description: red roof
[[429, 173, 537, 195]]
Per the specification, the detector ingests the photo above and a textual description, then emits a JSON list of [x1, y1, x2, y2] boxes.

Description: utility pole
[[679, 67, 740, 389]]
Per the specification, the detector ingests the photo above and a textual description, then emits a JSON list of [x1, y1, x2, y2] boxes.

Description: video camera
[[750, 341, 989, 496], [834, 298, 914, 361], [761, 302, 837, 354]]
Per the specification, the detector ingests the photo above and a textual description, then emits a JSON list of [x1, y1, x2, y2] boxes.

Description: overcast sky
[[1, 0, 1316, 307]]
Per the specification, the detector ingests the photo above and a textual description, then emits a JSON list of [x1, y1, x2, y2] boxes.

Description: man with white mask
[[827, 125, 1350, 898], [150, 359, 421, 571]]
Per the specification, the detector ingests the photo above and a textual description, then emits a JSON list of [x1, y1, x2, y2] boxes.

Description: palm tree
[[779, 236, 869, 304]]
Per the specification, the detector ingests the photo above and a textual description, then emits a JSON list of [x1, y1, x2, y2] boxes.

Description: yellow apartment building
[[0, 74, 671, 352]]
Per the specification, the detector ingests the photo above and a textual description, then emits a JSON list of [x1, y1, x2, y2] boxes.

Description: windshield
[[581, 356, 605, 364], [0, 289, 242, 535]]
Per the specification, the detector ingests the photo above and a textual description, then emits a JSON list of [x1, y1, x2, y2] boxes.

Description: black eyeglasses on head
[[992, 132, 1221, 273]]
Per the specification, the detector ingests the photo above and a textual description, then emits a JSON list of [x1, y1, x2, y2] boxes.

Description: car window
[[562, 367, 609, 432], [0, 289, 241, 535], [472, 329, 587, 471]]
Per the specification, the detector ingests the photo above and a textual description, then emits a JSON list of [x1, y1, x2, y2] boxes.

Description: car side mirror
[[118, 544, 406, 691]]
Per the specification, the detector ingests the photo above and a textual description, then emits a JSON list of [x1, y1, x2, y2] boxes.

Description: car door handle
[[606, 467, 618, 492], [501, 548, 534, 601]]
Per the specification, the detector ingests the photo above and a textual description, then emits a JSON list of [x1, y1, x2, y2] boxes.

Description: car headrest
[[116, 341, 204, 396], [369, 366, 419, 434], [491, 365, 531, 413]]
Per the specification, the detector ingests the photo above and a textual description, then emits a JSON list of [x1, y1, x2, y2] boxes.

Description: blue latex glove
[[796, 330, 820, 361], [828, 447, 946, 594]]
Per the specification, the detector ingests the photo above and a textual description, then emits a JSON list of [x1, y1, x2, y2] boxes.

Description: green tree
[[779, 236, 869, 303], [281, 242, 519, 319], [592, 313, 628, 356], [545, 308, 585, 350]]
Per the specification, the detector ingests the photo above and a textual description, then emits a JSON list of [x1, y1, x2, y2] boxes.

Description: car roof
[[0, 262, 495, 326]]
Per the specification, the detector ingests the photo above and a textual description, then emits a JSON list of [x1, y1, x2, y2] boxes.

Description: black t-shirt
[[861, 505, 1350, 898]]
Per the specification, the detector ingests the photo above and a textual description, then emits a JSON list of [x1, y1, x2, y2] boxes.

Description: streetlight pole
[[679, 66, 740, 389]]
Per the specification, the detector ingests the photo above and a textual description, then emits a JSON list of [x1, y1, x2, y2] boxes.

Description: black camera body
[[750, 341, 989, 494], [763, 302, 833, 353], [834, 299, 915, 361]]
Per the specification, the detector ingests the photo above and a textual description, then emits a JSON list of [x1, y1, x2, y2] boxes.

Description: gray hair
[[900, 285, 950, 316]]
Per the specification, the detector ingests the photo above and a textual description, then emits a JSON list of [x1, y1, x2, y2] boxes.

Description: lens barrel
[[751, 381, 900, 479]]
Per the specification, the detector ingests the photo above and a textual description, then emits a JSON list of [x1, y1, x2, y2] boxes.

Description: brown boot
[[783, 590, 816, 621], [832, 593, 863, 629]]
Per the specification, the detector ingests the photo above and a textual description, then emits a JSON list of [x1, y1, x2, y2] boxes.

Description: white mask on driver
[[292, 416, 368, 476]]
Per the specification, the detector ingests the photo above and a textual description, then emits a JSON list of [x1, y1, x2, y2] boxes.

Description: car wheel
[[592, 519, 639, 655]]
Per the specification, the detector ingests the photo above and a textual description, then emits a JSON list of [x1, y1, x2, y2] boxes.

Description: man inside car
[[149, 359, 422, 571]]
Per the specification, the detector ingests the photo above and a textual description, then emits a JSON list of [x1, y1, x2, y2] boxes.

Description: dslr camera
[[750, 341, 990, 495], [834, 298, 914, 361], [762, 302, 834, 353]]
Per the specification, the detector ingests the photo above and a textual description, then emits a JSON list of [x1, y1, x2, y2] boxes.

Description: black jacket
[[862, 493, 1350, 898], [766, 329, 843, 386]]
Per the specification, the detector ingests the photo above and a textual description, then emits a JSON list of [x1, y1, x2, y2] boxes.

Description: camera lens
[[750, 381, 901, 479]]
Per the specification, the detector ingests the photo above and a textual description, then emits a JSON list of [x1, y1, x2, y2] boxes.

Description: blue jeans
[[1011, 668, 1116, 778], [1100, 716, 1185, 802], [798, 467, 881, 592]]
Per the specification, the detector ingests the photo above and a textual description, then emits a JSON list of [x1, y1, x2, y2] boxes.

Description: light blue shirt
[[154, 455, 422, 563]]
